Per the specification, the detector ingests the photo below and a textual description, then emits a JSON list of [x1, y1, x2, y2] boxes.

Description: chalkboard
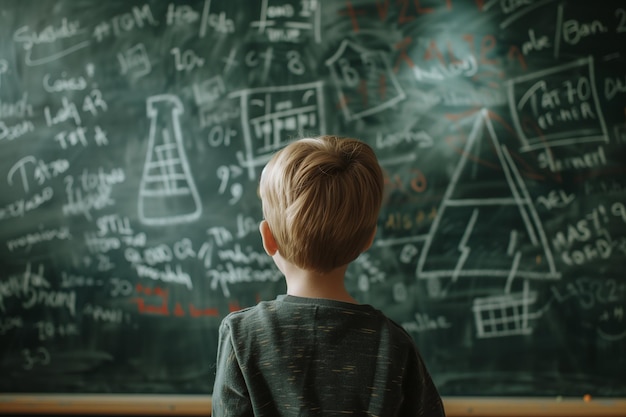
[[1, 0, 625, 400]]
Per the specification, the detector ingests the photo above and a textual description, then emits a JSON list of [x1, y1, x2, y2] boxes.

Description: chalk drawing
[[417, 109, 561, 338], [507, 57, 608, 152], [138, 95, 202, 226], [250, 0, 321, 43], [229, 81, 326, 180], [326, 40, 406, 121]]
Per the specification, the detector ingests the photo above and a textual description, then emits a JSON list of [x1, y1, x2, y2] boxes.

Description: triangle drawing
[[416, 109, 560, 284]]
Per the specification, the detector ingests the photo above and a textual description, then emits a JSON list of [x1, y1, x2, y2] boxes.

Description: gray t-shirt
[[212, 295, 445, 417]]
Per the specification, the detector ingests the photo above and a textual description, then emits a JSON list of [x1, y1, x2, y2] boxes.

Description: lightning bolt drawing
[[452, 208, 479, 283]]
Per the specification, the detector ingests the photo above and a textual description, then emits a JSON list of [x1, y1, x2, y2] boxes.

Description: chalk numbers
[[35, 321, 78, 341], [286, 50, 305, 75], [217, 165, 243, 205], [82, 89, 108, 116], [21, 347, 50, 370], [97, 254, 115, 272], [170, 47, 205, 73], [110, 277, 133, 297]]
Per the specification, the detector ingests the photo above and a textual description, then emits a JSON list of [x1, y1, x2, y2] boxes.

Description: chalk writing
[[35, 321, 79, 341], [535, 189, 575, 210], [0, 316, 23, 335], [83, 304, 127, 323], [249, 0, 320, 43], [6, 226, 72, 252], [605, 74, 626, 100], [508, 57, 608, 152], [537, 146, 607, 173], [62, 168, 124, 220], [43, 72, 88, 93], [562, 17, 608, 45], [208, 263, 282, 298], [326, 40, 405, 121], [0, 187, 53, 222], [0, 120, 34, 142], [0, 263, 76, 316], [117, 43, 152, 79], [0, 0, 624, 397], [0, 93, 34, 120], [21, 347, 50, 370], [92, 4, 158, 42], [135, 263, 193, 289], [8, 156, 69, 193], [402, 312, 452, 334], [167, 3, 200, 26], [199, 0, 235, 36], [13, 18, 90, 66]]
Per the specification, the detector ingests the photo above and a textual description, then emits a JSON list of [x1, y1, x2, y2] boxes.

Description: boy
[[212, 135, 445, 416]]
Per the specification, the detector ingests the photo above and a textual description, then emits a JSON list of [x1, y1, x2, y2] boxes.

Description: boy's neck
[[284, 264, 358, 304]]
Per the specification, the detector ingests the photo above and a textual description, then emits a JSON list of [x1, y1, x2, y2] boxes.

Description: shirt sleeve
[[212, 319, 253, 417], [400, 347, 447, 417]]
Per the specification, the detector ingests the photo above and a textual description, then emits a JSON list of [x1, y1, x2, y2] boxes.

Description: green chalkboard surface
[[1, 0, 625, 397]]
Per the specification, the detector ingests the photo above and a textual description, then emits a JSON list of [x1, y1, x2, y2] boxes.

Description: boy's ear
[[259, 220, 278, 256]]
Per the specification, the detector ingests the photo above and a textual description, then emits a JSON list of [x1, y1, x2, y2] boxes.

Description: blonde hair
[[259, 135, 383, 273]]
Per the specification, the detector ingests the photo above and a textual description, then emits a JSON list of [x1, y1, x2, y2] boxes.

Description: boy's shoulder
[[221, 296, 415, 345], [220, 299, 279, 328]]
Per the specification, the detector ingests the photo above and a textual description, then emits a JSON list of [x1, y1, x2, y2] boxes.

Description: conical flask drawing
[[138, 94, 202, 226]]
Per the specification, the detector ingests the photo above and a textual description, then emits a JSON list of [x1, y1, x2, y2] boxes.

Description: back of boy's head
[[259, 135, 384, 273]]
